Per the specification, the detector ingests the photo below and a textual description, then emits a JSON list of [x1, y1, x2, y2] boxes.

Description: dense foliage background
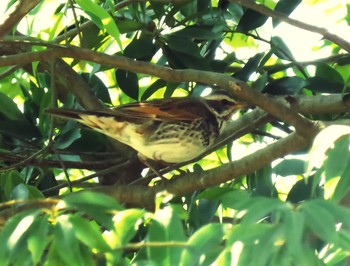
[[1, 0, 350, 265]]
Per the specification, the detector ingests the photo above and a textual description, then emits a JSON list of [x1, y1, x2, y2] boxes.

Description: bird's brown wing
[[45, 97, 208, 122], [111, 97, 207, 121]]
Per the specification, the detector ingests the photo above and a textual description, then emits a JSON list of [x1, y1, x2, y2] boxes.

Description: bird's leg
[[137, 153, 168, 181]]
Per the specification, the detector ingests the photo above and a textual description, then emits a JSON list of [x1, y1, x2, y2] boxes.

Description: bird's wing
[[111, 97, 205, 121]]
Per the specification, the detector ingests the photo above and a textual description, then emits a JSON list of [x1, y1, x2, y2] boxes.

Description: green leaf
[[300, 200, 336, 243], [263, 76, 308, 95], [54, 215, 86, 265], [0, 210, 38, 265], [307, 125, 350, 175], [82, 73, 112, 104], [112, 209, 146, 247], [273, 159, 305, 176], [306, 63, 345, 93], [306, 76, 344, 93], [116, 69, 139, 100], [147, 207, 186, 265], [286, 178, 316, 203], [237, 9, 268, 31], [0, 92, 25, 120], [75, 0, 122, 50], [141, 79, 167, 101], [271, 36, 295, 61], [54, 126, 82, 150], [180, 224, 225, 266], [163, 35, 202, 58], [273, 0, 302, 27], [124, 36, 158, 61], [346, 4, 350, 26], [233, 53, 265, 82], [69, 215, 111, 252], [1, 170, 25, 200], [282, 211, 305, 263], [63, 191, 123, 229], [324, 136, 350, 180], [171, 25, 222, 40], [240, 197, 285, 224], [27, 215, 50, 264]]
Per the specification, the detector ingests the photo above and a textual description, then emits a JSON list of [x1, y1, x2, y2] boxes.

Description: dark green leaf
[[54, 126, 81, 150], [124, 36, 158, 61], [1, 170, 24, 200], [171, 26, 222, 40], [286, 179, 313, 203], [306, 77, 344, 93], [141, 79, 167, 101], [273, 0, 302, 27], [163, 35, 202, 57], [82, 73, 112, 104], [271, 36, 295, 61], [116, 69, 139, 100], [0, 92, 26, 121], [273, 159, 305, 176], [263, 76, 308, 95], [233, 53, 265, 81], [237, 9, 268, 31], [252, 73, 268, 91], [164, 82, 179, 98]]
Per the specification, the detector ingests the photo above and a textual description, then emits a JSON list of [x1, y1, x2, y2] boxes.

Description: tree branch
[[0, 0, 42, 39], [230, 0, 350, 53], [0, 43, 318, 139]]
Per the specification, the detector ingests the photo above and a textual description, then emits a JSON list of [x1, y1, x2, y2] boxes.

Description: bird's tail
[[45, 108, 87, 120]]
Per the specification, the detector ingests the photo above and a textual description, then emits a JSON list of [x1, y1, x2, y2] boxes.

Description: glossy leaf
[[124, 36, 158, 61], [180, 224, 225, 266], [233, 53, 265, 81], [273, 0, 302, 27], [273, 159, 305, 176], [116, 69, 139, 100], [69, 215, 111, 252], [263, 76, 308, 95], [147, 207, 186, 264], [300, 200, 336, 243], [271, 36, 295, 61], [75, 0, 122, 49], [141, 79, 167, 100], [237, 9, 268, 31], [112, 209, 146, 247]]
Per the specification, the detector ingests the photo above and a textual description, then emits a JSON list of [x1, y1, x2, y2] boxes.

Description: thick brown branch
[[0, 43, 318, 139]]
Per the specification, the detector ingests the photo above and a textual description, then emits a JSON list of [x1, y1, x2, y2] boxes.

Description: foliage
[[0, 0, 350, 265]]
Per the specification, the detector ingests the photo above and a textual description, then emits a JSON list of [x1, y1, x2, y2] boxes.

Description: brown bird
[[45, 90, 246, 164]]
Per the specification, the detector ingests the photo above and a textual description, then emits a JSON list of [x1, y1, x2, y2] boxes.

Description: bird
[[45, 90, 247, 164]]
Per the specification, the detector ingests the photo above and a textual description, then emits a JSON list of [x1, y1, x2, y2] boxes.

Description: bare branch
[[231, 0, 350, 53], [0, 0, 42, 39]]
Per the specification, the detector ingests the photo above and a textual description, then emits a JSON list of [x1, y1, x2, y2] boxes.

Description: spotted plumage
[[45, 90, 246, 163]]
